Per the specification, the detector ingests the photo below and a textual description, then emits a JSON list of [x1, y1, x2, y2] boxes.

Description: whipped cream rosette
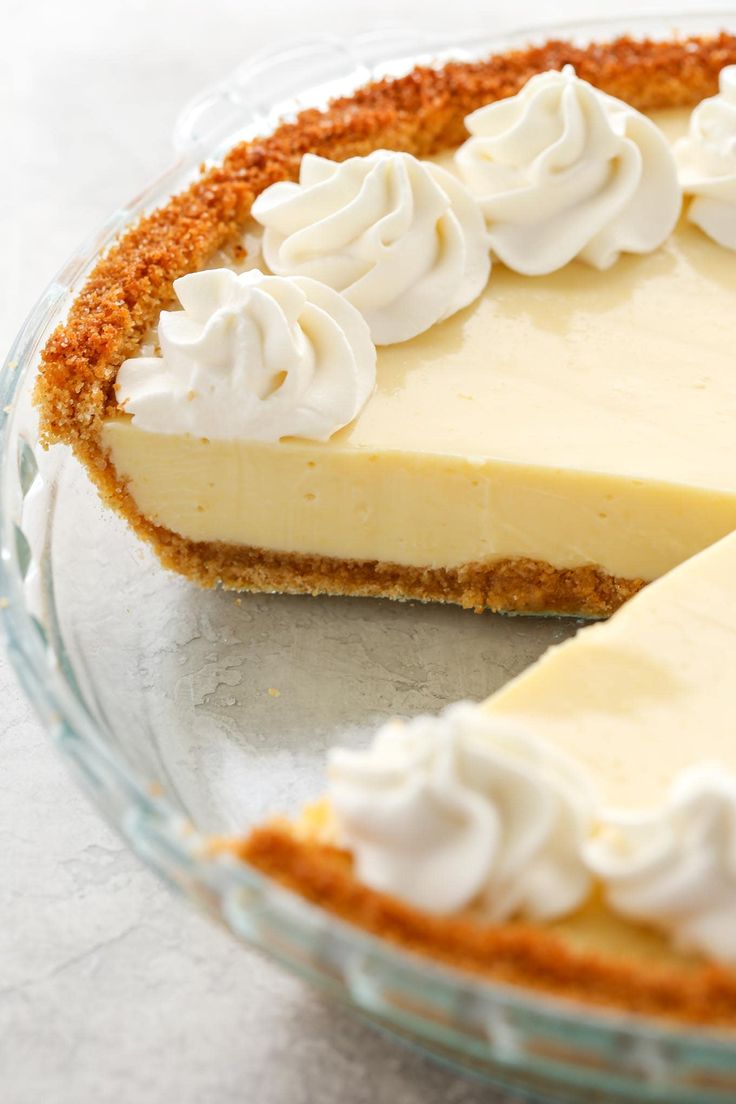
[[115, 268, 376, 441], [328, 702, 736, 962], [455, 66, 681, 274], [675, 65, 736, 249], [252, 150, 490, 344], [586, 764, 736, 963], [328, 702, 595, 920]]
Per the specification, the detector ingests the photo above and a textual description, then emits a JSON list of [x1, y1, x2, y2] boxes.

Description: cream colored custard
[[102, 108, 736, 584], [480, 527, 736, 961], [310, 528, 736, 964], [484, 527, 736, 809]]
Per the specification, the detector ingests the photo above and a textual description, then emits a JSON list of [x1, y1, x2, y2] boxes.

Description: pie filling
[[34, 39, 736, 1021], [101, 108, 736, 607], [103, 195, 736, 588]]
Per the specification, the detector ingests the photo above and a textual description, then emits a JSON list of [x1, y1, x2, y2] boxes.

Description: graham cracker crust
[[233, 824, 736, 1028], [33, 32, 736, 612], [151, 532, 645, 617]]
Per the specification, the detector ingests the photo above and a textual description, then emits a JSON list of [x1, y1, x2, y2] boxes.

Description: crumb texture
[[149, 532, 644, 617], [233, 824, 736, 1028]]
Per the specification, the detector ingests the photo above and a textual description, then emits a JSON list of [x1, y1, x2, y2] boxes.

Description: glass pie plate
[[3, 12, 736, 1103]]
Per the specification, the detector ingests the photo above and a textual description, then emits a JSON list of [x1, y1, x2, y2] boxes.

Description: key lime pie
[[35, 33, 736, 1022]]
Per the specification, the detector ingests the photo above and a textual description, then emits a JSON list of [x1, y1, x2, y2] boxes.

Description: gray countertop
[[1, 1, 687, 1099]]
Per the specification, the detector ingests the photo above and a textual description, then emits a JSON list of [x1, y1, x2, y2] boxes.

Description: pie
[[34, 30, 736, 1024]]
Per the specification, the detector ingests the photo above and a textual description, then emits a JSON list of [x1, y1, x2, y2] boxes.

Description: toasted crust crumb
[[229, 823, 736, 1028]]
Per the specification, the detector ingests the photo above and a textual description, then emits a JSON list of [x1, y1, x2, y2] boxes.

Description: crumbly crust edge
[[230, 824, 736, 1028], [154, 537, 644, 617]]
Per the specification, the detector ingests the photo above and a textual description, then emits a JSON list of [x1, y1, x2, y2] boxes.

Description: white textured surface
[[0, 2, 697, 1100]]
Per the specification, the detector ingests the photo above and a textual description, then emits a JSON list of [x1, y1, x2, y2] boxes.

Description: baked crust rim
[[233, 823, 736, 1028]]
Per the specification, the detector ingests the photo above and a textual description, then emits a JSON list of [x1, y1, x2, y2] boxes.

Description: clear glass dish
[[3, 13, 736, 1103]]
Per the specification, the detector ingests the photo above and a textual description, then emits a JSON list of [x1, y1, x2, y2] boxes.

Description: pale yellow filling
[[484, 528, 736, 809], [102, 108, 736, 581], [482, 528, 736, 963]]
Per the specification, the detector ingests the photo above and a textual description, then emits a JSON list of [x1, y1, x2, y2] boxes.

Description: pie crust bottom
[[126, 510, 644, 617], [231, 823, 736, 1028], [192, 546, 643, 616]]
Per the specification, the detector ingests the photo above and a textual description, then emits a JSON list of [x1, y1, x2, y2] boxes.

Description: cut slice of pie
[[34, 34, 736, 618], [234, 528, 736, 1026]]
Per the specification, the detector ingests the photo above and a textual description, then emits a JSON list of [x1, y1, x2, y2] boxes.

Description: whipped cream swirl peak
[[585, 764, 736, 963], [251, 150, 491, 345], [328, 702, 595, 919], [115, 268, 376, 442], [455, 66, 681, 275], [674, 65, 736, 249]]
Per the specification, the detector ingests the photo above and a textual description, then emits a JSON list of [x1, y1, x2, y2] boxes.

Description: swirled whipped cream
[[455, 66, 681, 274], [586, 765, 736, 963], [674, 65, 736, 249], [325, 704, 736, 962], [328, 702, 594, 920], [251, 151, 491, 344], [115, 268, 375, 441]]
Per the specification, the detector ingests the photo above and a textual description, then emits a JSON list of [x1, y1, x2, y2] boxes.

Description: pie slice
[[34, 34, 736, 618], [235, 528, 736, 1026]]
